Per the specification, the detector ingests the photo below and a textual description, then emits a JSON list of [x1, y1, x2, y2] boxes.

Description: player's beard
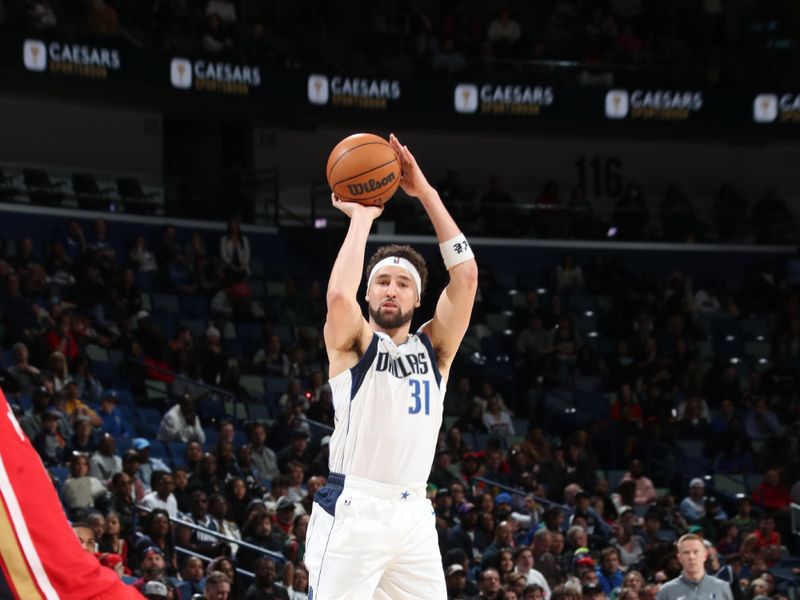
[[369, 302, 413, 330]]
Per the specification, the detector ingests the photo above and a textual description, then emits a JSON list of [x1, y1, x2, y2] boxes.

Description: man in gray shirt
[[657, 534, 734, 600]]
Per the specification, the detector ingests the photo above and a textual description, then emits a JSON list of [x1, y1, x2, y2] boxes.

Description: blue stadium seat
[[48, 466, 69, 488], [149, 441, 170, 462], [152, 293, 180, 314], [180, 295, 208, 318], [136, 408, 162, 438], [168, 442, 187, 465], [93, 360, 114, 381], [204, 428, 218, 450]]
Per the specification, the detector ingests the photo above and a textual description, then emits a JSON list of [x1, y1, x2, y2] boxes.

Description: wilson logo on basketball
[[346, 172, 397, 196]]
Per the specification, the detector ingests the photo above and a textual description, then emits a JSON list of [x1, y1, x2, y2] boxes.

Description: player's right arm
[[324, 194, 382, 377]]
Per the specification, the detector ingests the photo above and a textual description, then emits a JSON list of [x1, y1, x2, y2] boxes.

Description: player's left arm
[[389, 134, 478, 375]]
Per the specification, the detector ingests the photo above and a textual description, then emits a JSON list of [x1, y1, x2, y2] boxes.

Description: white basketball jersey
[[327, 330, 445, 486]]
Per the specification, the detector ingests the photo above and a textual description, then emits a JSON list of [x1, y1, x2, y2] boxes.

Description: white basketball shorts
[[304, 472, 446, 600]]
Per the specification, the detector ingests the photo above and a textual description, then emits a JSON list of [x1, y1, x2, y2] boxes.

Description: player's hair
[[676, 533, 705, 547], [365, 244, 429, 295]]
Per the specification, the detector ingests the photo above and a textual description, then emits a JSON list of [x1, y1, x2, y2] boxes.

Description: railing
[[472, 476, 568, 511], [174, 546, 256, 580], [137, 504, 285, 563]]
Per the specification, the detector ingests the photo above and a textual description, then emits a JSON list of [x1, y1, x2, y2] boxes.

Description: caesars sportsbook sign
[[604, 89, 704, 121], [752, 93, 800, 124], [453, 83, 555, 116], [170, 57, 261, 96], [307, 74, 401, 110], [23, 39, 121, 78]]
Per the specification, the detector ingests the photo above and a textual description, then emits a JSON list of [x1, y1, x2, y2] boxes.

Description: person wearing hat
[[157, 393, 206, 444], [679, 478, 707, 523], [134, 437, 171, 494], [121, 448, 146, 502], [435, 487, 457, 528], [656, 533, 733, 600], [98, 389, 132, 439], [20, 385, 55, 441], [447, 502, 482, 565], [445, 563, 468, 599], [133, 546, 168, 592], [33, 409, 67, 466], [583, 582, 606, 600]]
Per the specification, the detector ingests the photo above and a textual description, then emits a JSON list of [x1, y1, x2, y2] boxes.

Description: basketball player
[[304, 133, 478, 600], [0, 390, 144, 599]]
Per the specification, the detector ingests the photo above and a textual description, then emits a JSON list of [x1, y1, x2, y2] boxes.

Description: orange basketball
[[326, 133, 401, 207]]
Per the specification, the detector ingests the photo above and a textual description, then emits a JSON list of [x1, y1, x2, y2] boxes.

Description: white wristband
[[439, 233, 474, 270]]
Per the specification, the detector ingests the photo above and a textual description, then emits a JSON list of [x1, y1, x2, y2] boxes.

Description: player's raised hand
[[389, 133, 433, 199], [331, 193, 383, 220]]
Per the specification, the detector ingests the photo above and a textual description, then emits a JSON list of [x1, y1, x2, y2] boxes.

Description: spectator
[[133, 546, 168, 592], [7, 341, 40, 395], [204, 571, 232, 600], [187, 453, 225, 497], [483, 395, 515, 438], [220, 218, 250, 280], [679, 478, 707, 523], [487, 8, 522, 57], [751, 469, 791, 512], [46, 350, 71, 392], [178, 556, 205, 598], [121, 449, 146, 503], [90, 433, 123, 482], [129, 234, 159, 273], [34, 409, 66, 466], [141, 471, 179, 519], [252, 334, 290, 377], [514, 547, 551, 597], [238, 509, 283, 572], [620, 459, 657, 506], [246, 557, 289, 600], [62, 451, 107, 512], [65, 415, 98, 456], [61, 380, 102, 428], [744, 399, 781, 440], [556, 255, 584, 293], [134, 438, 171, 492], [595, 548, 624, 595], [97, 389, 132, 438], [158, 393, 206, 444], [247, 422, 280, 483]]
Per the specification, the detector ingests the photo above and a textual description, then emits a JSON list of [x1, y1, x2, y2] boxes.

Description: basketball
[[326, 133, 402, 207]]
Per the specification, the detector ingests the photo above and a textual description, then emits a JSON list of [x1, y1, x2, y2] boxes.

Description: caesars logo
[[170, 58, 261, 96], [605, 89, 703, 120], [754, 93, 800, 123], [24, 39, 120, 78], [307, 74, 401, 110], [454, 83, 554, 116]]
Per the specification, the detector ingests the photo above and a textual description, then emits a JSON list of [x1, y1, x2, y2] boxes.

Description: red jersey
[[0, 391, 144, 599]]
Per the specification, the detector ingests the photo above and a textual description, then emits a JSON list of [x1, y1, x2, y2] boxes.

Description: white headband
[[367, 256, 422, 298]]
